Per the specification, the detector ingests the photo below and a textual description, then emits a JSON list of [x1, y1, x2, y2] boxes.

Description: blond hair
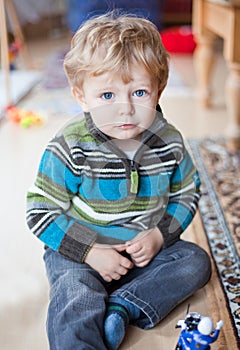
[[64, 12, 169, 91]]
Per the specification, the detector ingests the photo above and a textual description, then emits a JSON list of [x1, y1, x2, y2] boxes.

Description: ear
[[157, 86, 165, 101], [71, 87, 89, 111]]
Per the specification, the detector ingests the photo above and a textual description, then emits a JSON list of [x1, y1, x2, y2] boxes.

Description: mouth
[[119, 124, 137, 130]]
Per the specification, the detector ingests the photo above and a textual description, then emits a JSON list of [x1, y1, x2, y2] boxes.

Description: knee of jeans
[[189, 246, 212, 286], [52, 267, 107, 300]]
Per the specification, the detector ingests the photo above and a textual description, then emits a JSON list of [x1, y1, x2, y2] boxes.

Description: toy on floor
[[6, 105, 44, 128], [175, 309, 224, 349]]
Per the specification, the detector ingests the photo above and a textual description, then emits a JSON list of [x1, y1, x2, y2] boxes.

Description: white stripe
[[140, 160, 175, 171], [72, 196, 159, 221], [30, 211, 56, 234], [84, 160, 175, 173], [48, 142, 82, 172], [27, 208, 62, 217], [49, 142, 124, 174], [72, 149, 118, 159], [83, 166, 126, 174], [144, 142, 182, 154], [28, 185, 70, 211], [49, 141, 179, 174], [76, 143, 181, 158]]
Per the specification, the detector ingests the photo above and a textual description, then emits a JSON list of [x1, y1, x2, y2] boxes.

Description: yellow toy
[[6, 105, 44, 128]]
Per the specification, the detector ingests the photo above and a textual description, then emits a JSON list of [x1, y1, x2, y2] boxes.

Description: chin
[[116, 131, 141, 140]]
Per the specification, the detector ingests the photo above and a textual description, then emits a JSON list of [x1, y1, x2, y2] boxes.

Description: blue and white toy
[[175, 311, 224, 350]]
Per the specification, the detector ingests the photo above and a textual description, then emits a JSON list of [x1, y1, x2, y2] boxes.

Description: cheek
[[90, 105, 116, 130], [139, 118, 155, 131], [135, 106, 156, 128]]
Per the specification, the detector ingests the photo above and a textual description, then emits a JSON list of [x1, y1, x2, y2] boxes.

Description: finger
[[130, 250, 144, 259], [103, 275, 112, 282], [114, 244, 127, 252], [120, 257, 134, 269], [134, 259, 150, 268], [117, 266, 129, 276], [132, 255, 147, 264], [126, 243, 141, 255], [111, 273, 121, 280]]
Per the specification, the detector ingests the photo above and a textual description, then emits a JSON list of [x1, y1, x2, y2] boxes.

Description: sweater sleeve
[[26, 134, 97, 263], [157, 144, 201, 248]]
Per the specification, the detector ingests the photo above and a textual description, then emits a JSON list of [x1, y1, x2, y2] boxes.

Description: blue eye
[[102, 92, 114, 100], [134, 90, 146, 97]]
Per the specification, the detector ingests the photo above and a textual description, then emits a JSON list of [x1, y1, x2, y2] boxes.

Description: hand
[[176, 320, 186, 329], [125, 227, 163, 267], [85, 244, 134, 282], [216, 320, 224, 329]]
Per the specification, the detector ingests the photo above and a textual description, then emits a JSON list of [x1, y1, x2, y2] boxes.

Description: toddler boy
[[26, 12, 211, 350]]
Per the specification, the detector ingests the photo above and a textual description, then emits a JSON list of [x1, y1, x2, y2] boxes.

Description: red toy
[[160, 26, 196, 54]]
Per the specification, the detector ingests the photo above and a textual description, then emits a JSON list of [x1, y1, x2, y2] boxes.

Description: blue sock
[[104, 297, 140, 350]]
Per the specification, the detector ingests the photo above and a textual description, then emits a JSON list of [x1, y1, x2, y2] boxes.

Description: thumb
[[114, 244, 127, 252]]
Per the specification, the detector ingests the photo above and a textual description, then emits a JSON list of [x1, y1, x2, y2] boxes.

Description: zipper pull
[[130, 161, 139, 194]]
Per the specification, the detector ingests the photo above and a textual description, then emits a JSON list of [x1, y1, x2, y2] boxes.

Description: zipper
[[130, 160, 139, 194]]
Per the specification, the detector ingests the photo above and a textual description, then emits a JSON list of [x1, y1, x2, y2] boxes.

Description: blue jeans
[[44, 240, 211, 350]]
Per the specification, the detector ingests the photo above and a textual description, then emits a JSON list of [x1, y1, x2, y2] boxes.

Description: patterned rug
[[187, 137, 240, 342]]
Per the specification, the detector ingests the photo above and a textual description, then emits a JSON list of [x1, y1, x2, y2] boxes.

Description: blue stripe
[[81, 221, 138, 241], [39, 151, 80, 193], [140, 173, 170, 196], [172, 153, 193, 183], [80, 176, 127, 200], [39, 216, 74, 250], [80, 174, 170, 200], [167, 203, 193, 230]]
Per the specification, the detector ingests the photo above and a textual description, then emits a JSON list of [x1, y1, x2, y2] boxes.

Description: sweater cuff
[[58, 222, 97, 263], [157, 213, 182, 248]]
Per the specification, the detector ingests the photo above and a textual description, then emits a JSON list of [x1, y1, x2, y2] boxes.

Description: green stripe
[[63, 120, 99, 144], [70, 204, 110, 225], [171, 169, 196, 193], [108, 305, 128, 316], [35, 176, 71, 202], [27, 193, 62, 209], [79, 196, 159, 213]]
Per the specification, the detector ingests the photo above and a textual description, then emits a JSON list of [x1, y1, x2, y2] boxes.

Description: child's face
[[74, 65, 161, 140]]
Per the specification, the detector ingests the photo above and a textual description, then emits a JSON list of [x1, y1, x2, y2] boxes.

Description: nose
[[118, 98, 134, 116]]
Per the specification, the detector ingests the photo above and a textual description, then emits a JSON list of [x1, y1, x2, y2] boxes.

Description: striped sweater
[[26, 107, 201, 263]]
